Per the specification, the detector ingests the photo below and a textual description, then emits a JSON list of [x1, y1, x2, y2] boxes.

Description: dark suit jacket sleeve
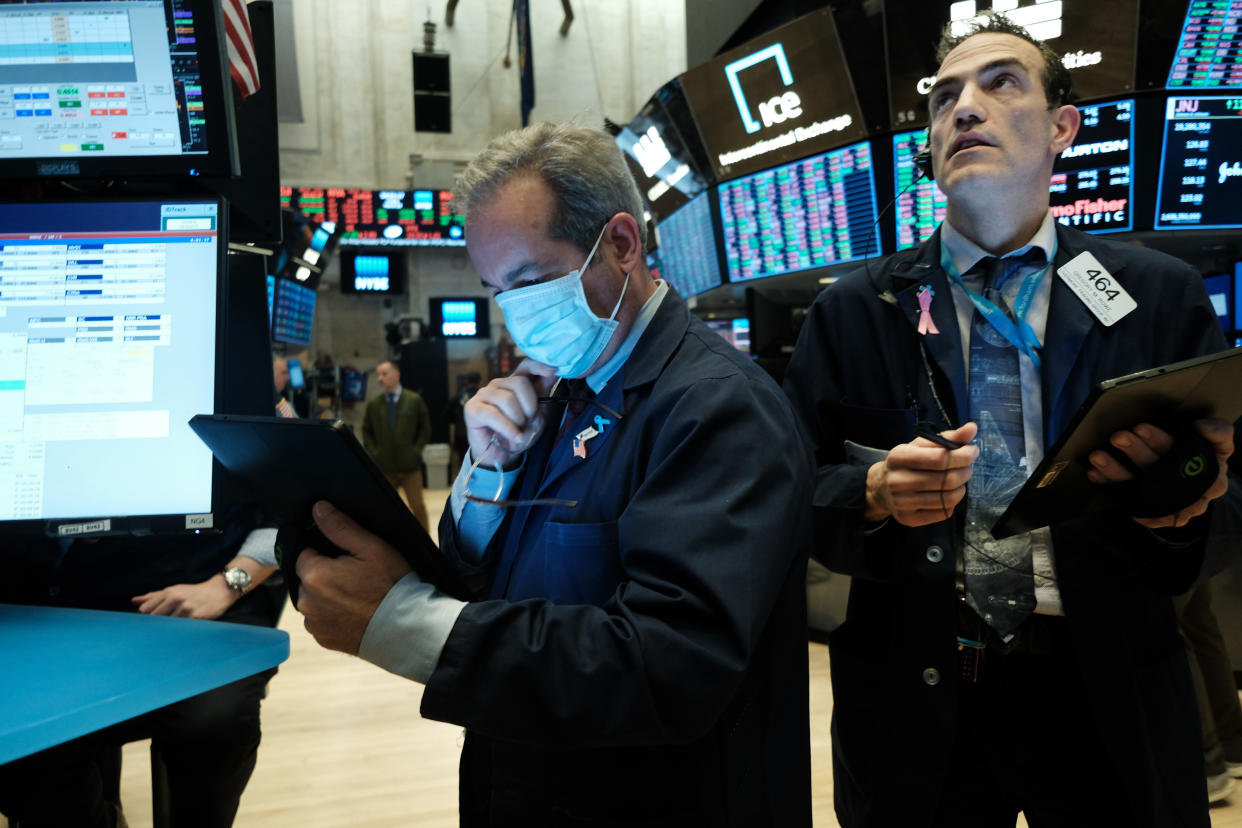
[[419, 374, 812, 747], [410, 393, 431, 454], [361, 396, 378, 455], [783, 283, 902, 580]]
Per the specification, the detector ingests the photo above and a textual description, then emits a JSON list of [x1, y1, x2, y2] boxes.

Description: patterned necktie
[[962, 252, 1042, 638]]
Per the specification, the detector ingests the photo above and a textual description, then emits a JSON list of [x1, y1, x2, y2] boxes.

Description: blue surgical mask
[[495, 226, 631, 377]]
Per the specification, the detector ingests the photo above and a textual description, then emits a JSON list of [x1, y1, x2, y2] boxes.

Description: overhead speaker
[[413, 52, 451, 133]]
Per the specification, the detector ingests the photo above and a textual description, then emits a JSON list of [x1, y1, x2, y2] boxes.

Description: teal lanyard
[[939, 241, 1055, 370]]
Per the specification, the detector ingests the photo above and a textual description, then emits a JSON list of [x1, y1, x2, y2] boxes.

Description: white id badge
[[1056, 251, 1137, 327]]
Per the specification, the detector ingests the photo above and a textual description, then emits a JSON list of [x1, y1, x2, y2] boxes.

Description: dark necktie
[[962, 252, 1043, 638], [556, 378, 596, 442], [387, 393, 398, 427]]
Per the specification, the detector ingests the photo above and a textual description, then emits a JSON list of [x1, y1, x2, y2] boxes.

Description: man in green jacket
[[362, 360, 431, 530]]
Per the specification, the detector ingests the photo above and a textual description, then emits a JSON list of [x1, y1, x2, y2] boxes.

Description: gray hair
[[456, 122, 647, 254]]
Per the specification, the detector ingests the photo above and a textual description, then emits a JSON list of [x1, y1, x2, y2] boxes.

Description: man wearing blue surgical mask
[[292, 122, 814, 825]]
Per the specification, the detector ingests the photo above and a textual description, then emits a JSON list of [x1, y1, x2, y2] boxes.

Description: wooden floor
[[106, 487, 1242, 826]]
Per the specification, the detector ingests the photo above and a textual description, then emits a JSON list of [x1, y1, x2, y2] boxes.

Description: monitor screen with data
[[0, 0, 236, 179], [0, 198, 221, 524], [1167, 0, 1242, 90], [272, 276, 315, 347], [1155, 95, 1242, 230], [718, 141, 879, 282], [1049, 98, 1134, 234], [891, 129, 946, 251], [654, 191, 724, 298], [280, 187, 465, 247]]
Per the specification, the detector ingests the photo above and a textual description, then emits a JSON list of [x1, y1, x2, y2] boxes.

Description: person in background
[[290, 122, 813, 825], [782, 12, 1242, 827], [0, 503, 282, 828], [1176, 577, 1242, 804], [362, 360, 431, 531]]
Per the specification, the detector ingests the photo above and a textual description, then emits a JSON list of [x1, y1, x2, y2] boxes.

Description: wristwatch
[[222, 567, 252, 594]]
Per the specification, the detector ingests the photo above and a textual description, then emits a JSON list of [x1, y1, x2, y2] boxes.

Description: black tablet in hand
[[992, 346, 1242, 539], [188, 414, 471, 603]]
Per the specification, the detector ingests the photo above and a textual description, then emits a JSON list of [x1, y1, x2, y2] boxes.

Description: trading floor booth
[[0, 0, 289, 803]]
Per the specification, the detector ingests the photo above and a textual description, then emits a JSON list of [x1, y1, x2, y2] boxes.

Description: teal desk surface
[[0, 604, 290, 766]]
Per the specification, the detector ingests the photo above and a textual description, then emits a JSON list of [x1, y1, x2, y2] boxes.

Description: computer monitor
[[702, 317, 750, 352], [1154, 95, 1242, 230], [265, 273, 274, 323], [718, 141, 879, 283], [0, 197, 223, 530], [654, 191, 724, 298], [892, 129, 946, 251], [0, 0, 237, 180], [1167, 1, 1242, 90], [281, 187, 466, 247], [430, 296, 490, 339], [1049, 99, 1134, 234], [286, 357, 304, 390], [272, 276, 315, 347]]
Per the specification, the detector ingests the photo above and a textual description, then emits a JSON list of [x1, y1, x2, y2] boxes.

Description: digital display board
[[718, 141, 879, 283], [892, 129, 946, 251], [884, 0, 1139, 129], [681, 9, 867, 181], [272, 276, 315, 347], [1049, 99, 1133, 234], [616, 80, 711, 219], [1168, 0, 1242, 90], [1155, 95, 1242, 229], [654, 192, 723, 298], [339, 250, 405, 294], [0, 0, 236, 179], [279, 187, 465, 247]]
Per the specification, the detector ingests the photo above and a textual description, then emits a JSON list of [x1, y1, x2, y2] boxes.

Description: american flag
[[222, 0, 260, 99]]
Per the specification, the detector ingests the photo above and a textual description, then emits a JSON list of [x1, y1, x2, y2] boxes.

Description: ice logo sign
[[724, 43, 803, 134]]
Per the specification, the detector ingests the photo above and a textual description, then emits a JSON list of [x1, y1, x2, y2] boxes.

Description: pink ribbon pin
[[917, 285, 940, 335]]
